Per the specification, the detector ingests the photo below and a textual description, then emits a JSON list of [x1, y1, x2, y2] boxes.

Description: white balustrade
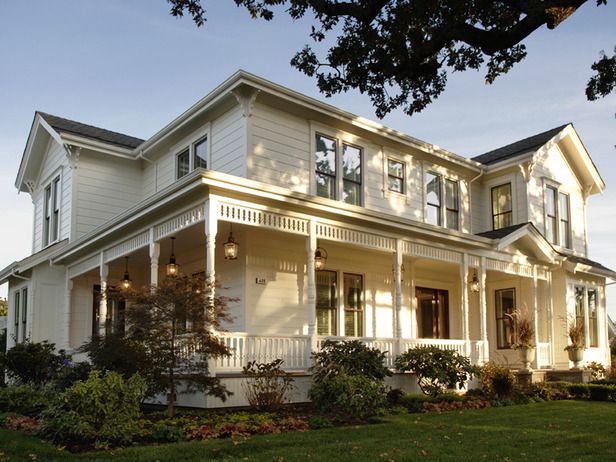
[[400, 338, 467, 356]]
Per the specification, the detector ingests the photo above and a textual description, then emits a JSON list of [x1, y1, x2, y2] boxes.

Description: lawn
[[1, 401, 615, 462]]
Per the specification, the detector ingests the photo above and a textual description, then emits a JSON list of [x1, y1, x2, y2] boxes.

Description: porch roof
[[0, 239, 69, 284]]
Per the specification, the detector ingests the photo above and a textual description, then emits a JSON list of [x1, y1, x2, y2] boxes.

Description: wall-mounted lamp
[[166, 237, 180, 277], [314, 246, 328, 271], [470, 270, 480, 293], [120, 256, 132, 290], [224, 224, 239, 260]]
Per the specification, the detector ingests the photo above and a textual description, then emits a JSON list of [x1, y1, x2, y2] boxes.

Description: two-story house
[[1, 71, 613, 407]]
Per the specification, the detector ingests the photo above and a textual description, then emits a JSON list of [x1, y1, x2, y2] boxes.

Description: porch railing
[[537, 342, 551, 369]]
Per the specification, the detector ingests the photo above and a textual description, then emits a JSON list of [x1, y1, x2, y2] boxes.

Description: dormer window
[[43, 176, 60, 247], [176, 136, 208, 180]]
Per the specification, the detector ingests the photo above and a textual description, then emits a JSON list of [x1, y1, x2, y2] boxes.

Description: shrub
[[400, 393, 431, 413], [4, 413, 40, 434], [395, 346, 477, 396], [478, 362, 516, 398], [39, 370, 146, 446], [311, 340, 391, 381], [309, 371, 387, 420], [242, 359, 294, 411], [585, 361, 607, 381], [0, 341, 68, 386], [308, 415, 334, 429], [150, 421, 186, 442], [386, 388, 405, 407], [51, 361, 93, 392], [0, 384, 49, 415]]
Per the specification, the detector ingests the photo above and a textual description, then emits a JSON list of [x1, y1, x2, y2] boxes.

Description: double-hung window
[[588, 288, 598, 347], [544, 185, 570, 248], [426, 172, 459, 230], [176, 136, 208, 180], [316, 270, 338, 335], [491, 183, 513, 230], [12, 288, 28, 343], [495, 288, 516, 349], [315, 134, 362, 205], [21, 288, 28, 341], [14, 290, 20, 341], [387, 159, 405, 194], [575, 286, 585, 345], [43, 176, 60, 247], [343, 273, 363, 337]]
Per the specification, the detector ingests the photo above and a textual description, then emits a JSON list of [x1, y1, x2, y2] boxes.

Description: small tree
[[121, 275, 233, 416], [0, 340, 68, 387]]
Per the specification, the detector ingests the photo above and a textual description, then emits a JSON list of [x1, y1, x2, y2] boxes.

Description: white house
[[1, 71, 613, 406]]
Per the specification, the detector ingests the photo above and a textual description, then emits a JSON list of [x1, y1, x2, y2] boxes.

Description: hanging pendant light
[[120, 256, 132, 290], [166, 237, 180, 276], [470, 270, 480, 293], [224, 224, 239, 260], [314, 246, 328, 271]]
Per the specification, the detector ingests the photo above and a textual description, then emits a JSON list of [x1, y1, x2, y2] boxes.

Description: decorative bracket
[[231, 86, 260, 118], [519, 159, 536, 183], [64, 144, 81, 169], [24, 180, 35, 195]]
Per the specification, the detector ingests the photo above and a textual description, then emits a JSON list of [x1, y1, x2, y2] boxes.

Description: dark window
[[387, 159, 404, 194], [14, 291, 20, 342], [315, 134, 337, 200], [495, 288, 516, 349], [193, 137, 208, 169], [426, 173, 441, 226], [588, 288, 598, 347], [545, 186, 558, 244], [21, 288, 28, 341], [51, 177, 60, 242], [559, 192, 570, 248], [342, 144, 362, 205], [445, 179, 459, 230], [416, 287, 449, 339], [92, 285, 101, 336], [316, 270, 337, 335], [43, 184, 51, 246], [492, 183, 513, 230], [343, 273, 363, 337], [176, 149, 190, 179], [575, 286, 585, 346]]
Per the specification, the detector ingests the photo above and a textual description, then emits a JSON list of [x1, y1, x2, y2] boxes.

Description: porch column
[[461, 254, 471, 358], [393, 239, 403, 356], [409, 259, 417, 339], [61, 271, 73, 350], [532, 265, 540, 369], [204, 199, 218, 305], [306, 220, 317, 355], [546, 270, 555, 368], [480, 257, 489, 363], [99, 254, 109, 336], [149, 228, 160, 287]]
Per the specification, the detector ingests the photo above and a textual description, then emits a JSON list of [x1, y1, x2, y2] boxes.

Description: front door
[[416, 287, 449, 339]]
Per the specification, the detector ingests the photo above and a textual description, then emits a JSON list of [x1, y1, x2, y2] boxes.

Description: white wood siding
[[211, 105, 246, 177], [74, 152, 143, 238]]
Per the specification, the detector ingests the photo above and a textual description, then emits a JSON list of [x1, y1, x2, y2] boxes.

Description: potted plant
[[509, 304, 536, 370], [564, 317, 585, 369]]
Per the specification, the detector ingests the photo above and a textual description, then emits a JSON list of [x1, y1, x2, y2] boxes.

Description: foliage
[[0, 340, 68, 386], [114, 275, 233, 416], [309, 371, 387, 420], [508, 304, 535, 349], [79, 333, 160, 397], [185, 412, 308, 440], [0, 384, 49, 415], [167, 1, 611, 118], [307, 415, 334, 429], [400, 393, 431, 413], [585, 361, 607, 381], [586, 47, 616, 100], [478, 362, 516, 398], [311, 340, 391, 381], [50, 360, 93, 392], [38, 370, 146, 446], [149, 421, 186, 442], [3, 413, 40, 435], [0, 298, 7, 317], [395, 346, 477, 396], [242, 359, 294, 411], [564, 315, 585, 350]]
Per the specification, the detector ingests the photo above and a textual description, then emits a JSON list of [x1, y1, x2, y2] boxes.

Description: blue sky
[[1, 1, 615, 313]]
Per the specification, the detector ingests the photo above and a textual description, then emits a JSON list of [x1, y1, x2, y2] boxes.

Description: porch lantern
[[314, 246, 328, 271], [470, 270, 480, 293], [120, 256, 132, 290], [223, 224, 239, 260], [166, 237, 180, 276]]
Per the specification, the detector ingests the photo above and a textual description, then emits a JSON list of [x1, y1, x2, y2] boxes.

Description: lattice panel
[[403, 241, 462, 264], [104, 230, 150, 263], [315, 223, 396, 251], [68, 255, 100, 279], [217, 202, 309, 235], [154, 205, 205, 240], [486, 259, 534, 278]]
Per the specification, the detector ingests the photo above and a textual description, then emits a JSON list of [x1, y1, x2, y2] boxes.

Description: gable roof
[[37, 112, 144, 149], [472, 124, 570, 165]]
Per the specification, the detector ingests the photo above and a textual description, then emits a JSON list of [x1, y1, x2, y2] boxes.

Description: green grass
[[1, 401, 615, 461]]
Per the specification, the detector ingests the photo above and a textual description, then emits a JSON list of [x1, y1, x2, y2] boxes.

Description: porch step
[[544, 369, 591, 384]]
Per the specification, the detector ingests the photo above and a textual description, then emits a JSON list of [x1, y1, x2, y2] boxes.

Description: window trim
[[424, 168, 460, 230], [572, 282, 601, 349], [316, 268, 366, 337], [385, 156, 406, 196], [13, 290, 20, 342]]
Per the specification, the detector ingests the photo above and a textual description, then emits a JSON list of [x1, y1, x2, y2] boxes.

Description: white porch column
[[547, 270, 555, 368], [61, 271, 73, 350], [306, 220, 317, 355], [461, 254, 471, 358], [409, 259, 417, 339], [480, 256, 489, 363], [393, 239, 403, 356], [532, 265, 540, 369], [204, 199, 218, 305], [99, 254, 109, 336], [149, 241, 160, 287]]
